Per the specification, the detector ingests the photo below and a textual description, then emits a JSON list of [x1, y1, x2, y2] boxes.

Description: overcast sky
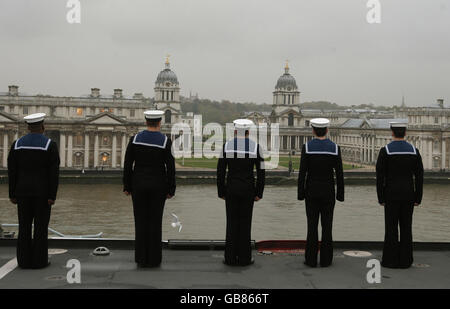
[[0, 0, 449, 107]]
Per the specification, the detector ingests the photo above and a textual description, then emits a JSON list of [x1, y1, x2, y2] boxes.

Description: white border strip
[[305, 140, 338, 155], [132, 133, 167, 149], [224, 140, 258, 155], [386, 142, 416, 155], [14, 138, 51, 151], [0, 258, 18, 280]]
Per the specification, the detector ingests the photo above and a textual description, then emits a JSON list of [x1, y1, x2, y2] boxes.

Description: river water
[[0, 184, 449, 242]]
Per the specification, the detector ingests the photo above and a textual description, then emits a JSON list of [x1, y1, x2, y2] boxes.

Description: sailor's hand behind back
[[10, 198, 17, 204], [254, 196, 261, 202], [414, 203, 419, 207], [166, 194, 174, 199], [48, 199, 55, 206], [124, 191, 131, 196]]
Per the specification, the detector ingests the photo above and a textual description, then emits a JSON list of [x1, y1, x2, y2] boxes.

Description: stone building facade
[[0, 58, 184, 169], [245, 64, 449, 171], [1, 61, 448, 171]]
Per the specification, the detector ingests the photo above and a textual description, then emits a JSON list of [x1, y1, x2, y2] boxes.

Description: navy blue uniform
[[8, 133, 60, 269], [217, 137, 265, 265], [376, 140, 424, 268], [297, 138, 344, 267], [123, 130, 175, 267]]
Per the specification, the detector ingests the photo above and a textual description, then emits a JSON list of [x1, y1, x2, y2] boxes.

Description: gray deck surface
[[0, 246, 449, 289]]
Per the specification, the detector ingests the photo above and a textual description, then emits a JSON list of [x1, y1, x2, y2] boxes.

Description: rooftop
[[340, 118, 408, 129]]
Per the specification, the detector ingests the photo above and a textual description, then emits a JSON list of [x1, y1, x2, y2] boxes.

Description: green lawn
[[176, 157, 218, 169], [176, 156, 361, 170]]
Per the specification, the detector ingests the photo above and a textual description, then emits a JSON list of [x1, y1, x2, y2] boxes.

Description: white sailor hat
[[24, 112, 46, 124], [233, 119, 254, 129], [389, 121, 408, 128], [310, 118, 330, 128], [144, 110, 164, 120]]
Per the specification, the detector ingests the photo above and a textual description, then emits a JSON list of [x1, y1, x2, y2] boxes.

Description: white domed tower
[[154, 55, 181, 124], [271, 61, 302, 127]]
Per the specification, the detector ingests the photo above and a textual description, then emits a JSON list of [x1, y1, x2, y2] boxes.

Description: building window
[[100, 152, 110, 166], [165, 109, 172, 124], [90, 107, 96, 115], [433, 158, 440, 169], [434, 117, 439, 124], [0, 106, 4, 112], [288, 113, 294, 126], [305, 120, 310, 127], [74, 135, 84, 147], [130, 109, 135, 117], [117, 108, 122, 115], [74, 152, 83, 167], [23, 106, 28, 114], [109, 108, 114, 113], [76, 108, 83, 116], [102, 135, 111, 146], [434, 141, 440, 152], [283, 136, 288, 150]]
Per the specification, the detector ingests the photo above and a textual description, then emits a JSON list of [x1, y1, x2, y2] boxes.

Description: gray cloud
[[0, 0, 449, 106]]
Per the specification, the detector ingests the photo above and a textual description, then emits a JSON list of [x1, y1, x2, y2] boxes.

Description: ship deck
[[0, 240, 449, 289]]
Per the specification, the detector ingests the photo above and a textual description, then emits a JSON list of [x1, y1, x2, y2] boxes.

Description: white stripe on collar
[[14, 138, 51, 151], [224, 141, 258, 155], [305, 141, 338, 155], [385, 142, 416, 155], [132, 134, 167, 149]]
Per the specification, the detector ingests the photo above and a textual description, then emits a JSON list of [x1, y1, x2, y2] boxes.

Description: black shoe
[[32, 261, 51, 269], [381, 261, 398, 269], [137, 263, 160, 268], [223, 259, 238, 266], [304, 261, 317, 268], [238, 258, 255, 266]]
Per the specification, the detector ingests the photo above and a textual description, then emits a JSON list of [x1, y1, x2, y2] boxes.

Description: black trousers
[[305, 197, 335, 267], [225, 193, 254, 265], [131, 190, 166, 266], [382, 201, 414, 268], [16, 197, 51, 269]]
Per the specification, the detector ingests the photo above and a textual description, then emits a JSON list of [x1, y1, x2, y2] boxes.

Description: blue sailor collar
[[133, 130, 167, 149], [15, 133, 51, 151], [224, 138, 258, 155], [305, 138, 338, 155], [386, 140, 416, 155]]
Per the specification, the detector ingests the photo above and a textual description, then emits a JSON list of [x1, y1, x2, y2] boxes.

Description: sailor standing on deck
[[217, 119, 265, 266], [376, 122, 423, 269], [297, 118, 344, 267], [7, 113, 60, 269], [123, 110, 176, 268]]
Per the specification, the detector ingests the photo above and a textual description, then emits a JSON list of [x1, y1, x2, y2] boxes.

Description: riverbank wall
[[0, 170, 448, 185]]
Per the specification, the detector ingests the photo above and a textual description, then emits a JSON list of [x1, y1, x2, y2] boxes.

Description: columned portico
[[112, 133, 117, 168], [2, 132, 8, 168], [94, 133, 99, 167], [67, 134, 73, 167], [84, 133, 90, 168], [442, 138, 447, 170], [121, 133, 127, 168], [59, 132, 66, 167]]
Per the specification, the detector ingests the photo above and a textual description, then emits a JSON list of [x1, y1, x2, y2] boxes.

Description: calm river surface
[[0, 184, 449, 242]]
